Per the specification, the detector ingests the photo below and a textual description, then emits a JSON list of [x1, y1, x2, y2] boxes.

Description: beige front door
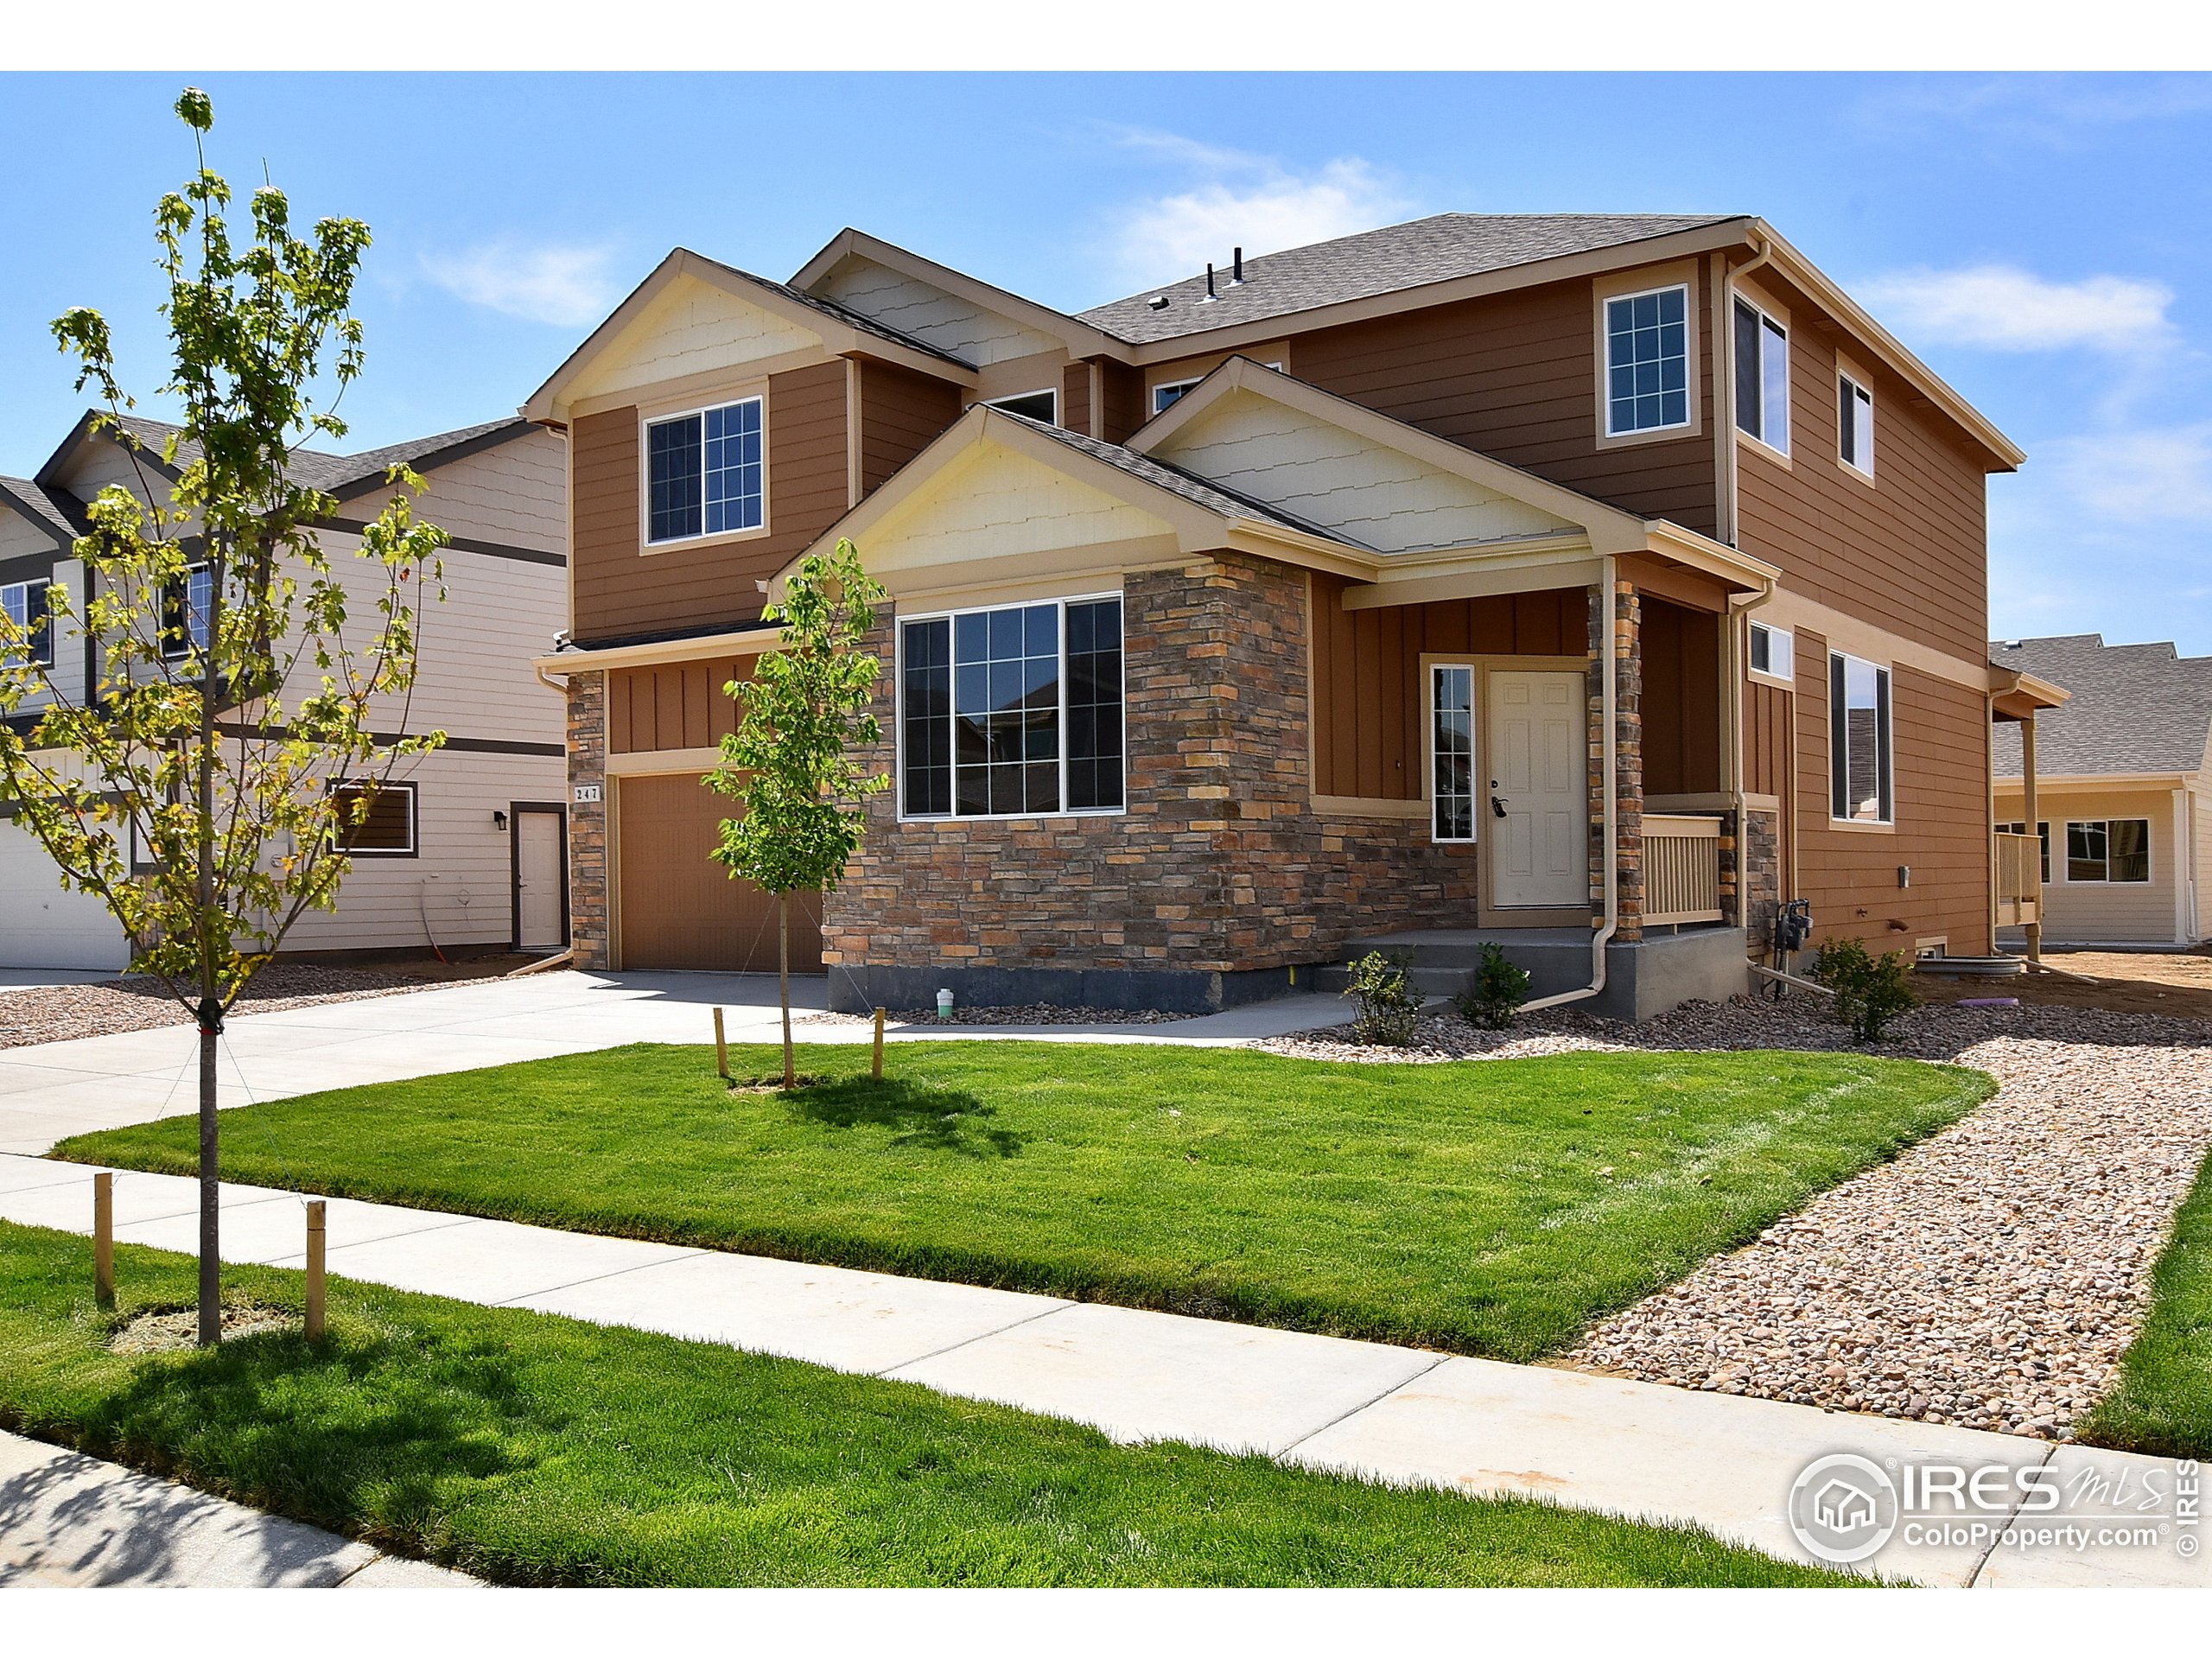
[[515, 808, 567, 950], [1487, 669, 1584, 908]]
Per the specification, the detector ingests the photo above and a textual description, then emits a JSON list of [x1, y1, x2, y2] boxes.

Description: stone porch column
[[1588, 578, 1644, 944], [566, 668, 610, 969]]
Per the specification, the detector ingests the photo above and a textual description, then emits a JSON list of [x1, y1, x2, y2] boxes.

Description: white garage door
[[0, 820, 129, 971]]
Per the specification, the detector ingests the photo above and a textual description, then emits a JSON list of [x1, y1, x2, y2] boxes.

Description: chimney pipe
[[1232, 246, 1244, 284], [1204, 262, 1217, 302]]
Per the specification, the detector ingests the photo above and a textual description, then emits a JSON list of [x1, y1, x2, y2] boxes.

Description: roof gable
[[810, 253, 1068, 367], [792, 228, 1120, 362]]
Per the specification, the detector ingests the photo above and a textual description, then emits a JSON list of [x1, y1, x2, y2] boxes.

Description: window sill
[[898, 809, 1127, 827], [1827, 817, 1896, 834], [1595, 418, 1698, 452], [642, 524, 771, 557], [1836, 458, 1877, 487], [1747, 668, 1796, 691], [1736, 430, 1793, 470]]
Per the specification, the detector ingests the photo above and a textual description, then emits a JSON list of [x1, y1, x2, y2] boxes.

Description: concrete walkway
[[0, 970, 1352, 1154], [0, 1427, 473, 1587], [3, 1153, 2200, 1587]]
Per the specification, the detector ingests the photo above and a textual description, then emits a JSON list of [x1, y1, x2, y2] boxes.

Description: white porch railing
[[1643, 813, 1725, 925]]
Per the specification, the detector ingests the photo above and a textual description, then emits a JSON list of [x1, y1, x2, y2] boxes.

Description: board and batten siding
[[1639, 599, 1722, 798], [1289, 268, 1720, 536], [607, 658, 757, 754], [1308, 574, 1586, 801], [569, 359, 849, 645], [1792, 627, 1992, 954]]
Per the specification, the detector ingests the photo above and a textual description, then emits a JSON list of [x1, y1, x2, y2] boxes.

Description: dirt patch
[[110, 1301, 296, 1353], [1916, 949, 2212, 1023]]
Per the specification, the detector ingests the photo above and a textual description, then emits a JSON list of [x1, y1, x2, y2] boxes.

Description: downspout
[[1729, 578, 1777, 961], [1523, 555, 1620, 1013]]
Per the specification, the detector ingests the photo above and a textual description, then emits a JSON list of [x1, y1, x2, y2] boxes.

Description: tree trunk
[[779, 891, 794, 1090], [197, 1022, 219, 1345], [197, 535, 225, 1348]]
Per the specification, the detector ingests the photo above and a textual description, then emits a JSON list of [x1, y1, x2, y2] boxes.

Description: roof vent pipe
[[1147, 295, 1169, 311], [1203, 263, 1218, 302], [1231, 246, 1244, 284]]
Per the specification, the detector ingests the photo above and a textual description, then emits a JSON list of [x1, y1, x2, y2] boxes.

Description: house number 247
[[573, 785, 601, 804]]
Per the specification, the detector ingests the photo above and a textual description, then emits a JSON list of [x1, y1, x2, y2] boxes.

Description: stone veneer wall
[[1588, 578, 1644, 943], [1740, 804, 1783, 951], [566, 668, 611, 969], [820, 553, 1485, 1009]]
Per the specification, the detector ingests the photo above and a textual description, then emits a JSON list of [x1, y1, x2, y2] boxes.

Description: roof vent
[[1231, 246, 1244, 284], [1147, 295, 1169, 310], [1200, 263, 1219, 302]]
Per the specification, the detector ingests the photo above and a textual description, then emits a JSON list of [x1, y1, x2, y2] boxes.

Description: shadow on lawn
[[789, 1077, 1027, 1160]]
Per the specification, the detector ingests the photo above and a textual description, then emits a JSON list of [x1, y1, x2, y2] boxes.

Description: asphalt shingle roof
[[1992, 634, 2212, 778], [0, 475, 84, 541], [96, 414, 528, 498], [1079, 213, 1743, 345]]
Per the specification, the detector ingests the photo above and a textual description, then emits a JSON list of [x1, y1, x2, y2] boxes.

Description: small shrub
[[1454, 943, 1531, 1031], [1809, 936, 1917, 1043], [1343, 950, 1421, 1046]]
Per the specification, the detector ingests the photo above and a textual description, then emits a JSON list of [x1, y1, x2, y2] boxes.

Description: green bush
[[1455, 943, 1532, 1030], [1344, 950, 1421, 1046], [1810, 936, 1917, 1044]]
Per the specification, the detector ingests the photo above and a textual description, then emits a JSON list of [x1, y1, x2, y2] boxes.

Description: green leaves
[[174, 86, 213, 130]]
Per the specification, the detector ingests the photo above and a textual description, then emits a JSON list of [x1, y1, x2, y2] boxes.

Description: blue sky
[[3, 71, 2209, 652]]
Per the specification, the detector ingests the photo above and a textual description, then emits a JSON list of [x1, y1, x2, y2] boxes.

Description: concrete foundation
[[1325, 923, 1751, 1021]]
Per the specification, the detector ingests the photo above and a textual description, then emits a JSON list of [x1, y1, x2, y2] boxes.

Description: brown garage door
[[615, 772, 823, 972]]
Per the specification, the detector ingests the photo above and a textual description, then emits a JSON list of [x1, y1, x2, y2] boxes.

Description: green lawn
[[56, 1040, 1992, 1360], [2078, 1147, 2212, 1459], [0, 1221, 1859, 1586]]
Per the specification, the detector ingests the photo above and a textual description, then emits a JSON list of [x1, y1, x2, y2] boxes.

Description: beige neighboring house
[[0, 414, 572, 970], [1992, 633, 2212, 948]]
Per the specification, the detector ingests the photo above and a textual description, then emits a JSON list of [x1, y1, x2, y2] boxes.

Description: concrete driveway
[[0, 970, 1351, 1154]]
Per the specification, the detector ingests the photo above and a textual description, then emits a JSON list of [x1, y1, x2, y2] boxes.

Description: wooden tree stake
[[713, 1007, 730, 1080], [305, 1200, 327, 1341], [872, 1007, 886, 1079], [94, 1172, 114, 1310]]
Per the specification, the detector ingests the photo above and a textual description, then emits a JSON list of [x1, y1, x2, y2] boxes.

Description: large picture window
[[646, 397, 763, 544], [1432, 664, 1475, 841], [1828, 652, 1891, 823], [899, 596, 1123, 819], [2065, 819, 2150, 883], [1, 579, 53, 668], [1604, 284, 1690, 435], [1734, 296, 1790, 454]]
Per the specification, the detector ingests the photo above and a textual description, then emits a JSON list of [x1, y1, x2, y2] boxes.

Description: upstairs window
[[646, 397, 763, 544], [1151, 378, 1201, 416], [1734, 296, 1790, 454], [1, 579, 53, 668], [2066, 819, 2150, 884], [160, 564, 213, 661], [1604, 284, 1691, 435], [985, 389, 1058, 424], [331, 780, 417, 856], [1839, 372, 1875, 476], [1748, 620, 1795, 683], [1828, 652, 1891, 823], [899, 597, 1124, 820]]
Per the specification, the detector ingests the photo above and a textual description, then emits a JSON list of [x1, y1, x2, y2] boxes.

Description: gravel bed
[[804, 1003, 1191, 1027], [1262, 994, 2212, 1442], [0, 961, 533, 1051]]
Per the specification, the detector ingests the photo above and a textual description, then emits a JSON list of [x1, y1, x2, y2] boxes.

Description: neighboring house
[[524, 213, 2058, 1015], [1992, 633, 2212, 948], [0, 415, 571, 970]]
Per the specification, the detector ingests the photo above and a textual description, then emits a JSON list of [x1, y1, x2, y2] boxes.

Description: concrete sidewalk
[[0, 1428, 474, 1587], [0, 970, 1352, 1155], [3, 1152, 2199, 1587]]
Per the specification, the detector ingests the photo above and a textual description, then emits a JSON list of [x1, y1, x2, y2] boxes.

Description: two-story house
[[0, 415, 573, 971], [524, 213, 2061, 1016]]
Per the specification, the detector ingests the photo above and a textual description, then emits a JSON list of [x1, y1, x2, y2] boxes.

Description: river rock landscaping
[[1264, 995, 2212, 1443]]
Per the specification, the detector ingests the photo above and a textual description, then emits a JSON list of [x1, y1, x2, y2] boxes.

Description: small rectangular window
[[1839, 372, 1874, 476], [2065, 819, 2150, 883], [332, 780, 416, 856], [645, 397, 763, 544], [1, 579, 54, 668], [1734, 296, 1789, 454], [1604, 284, 1691, 435], [984, 389, 1058, 424], [1432, 664, 1476, 842], [161, 565, 213, 660], [1151, 378, 1201, 415], [1748, 620, 1794, 683], [1828, 652, 1891, 823]]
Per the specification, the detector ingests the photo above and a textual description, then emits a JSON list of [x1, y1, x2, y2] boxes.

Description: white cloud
[[420, 242, 622, 328], [1102, 130, 1420, 290], [1859, 264, 2175, 354], [2044, 425, 2212, 524]]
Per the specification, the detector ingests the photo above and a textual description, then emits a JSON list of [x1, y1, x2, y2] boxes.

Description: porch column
[[1589, 578, 1644, 943], [2020, 711, 2041, 964]]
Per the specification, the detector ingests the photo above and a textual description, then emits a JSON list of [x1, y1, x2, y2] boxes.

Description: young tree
[[0, 90, 448, 1346], [708, 537, 888, 1088]]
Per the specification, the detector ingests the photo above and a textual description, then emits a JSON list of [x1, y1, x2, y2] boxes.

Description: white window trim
[[1150, 378, 1203, 416], [1426, 661, 1479, 844], [1600, 282, 1695, 440], [1, 577, 53, 669], [1838, 370, 1875, 480], [895, 592, 1128, 825], [1747, 619, 1796, 689], [1733, 294, 1792, 461], [161, 563, 212, 663], [639, 395, 768, 550], [2061, 817, 2152, 885], [1828, 649, 1893, 827], [982, 388, 1058, 425], [331, 779, 418, 858]]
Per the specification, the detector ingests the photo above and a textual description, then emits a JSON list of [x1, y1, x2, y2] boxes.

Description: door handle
[[1491, 795, 1509, 820]]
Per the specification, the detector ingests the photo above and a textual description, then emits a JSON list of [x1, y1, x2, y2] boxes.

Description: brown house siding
[[1060, 362, 1092, 438], [1096, 361, 1146, 445], [607, 658, 753, 753], [1793, 628, 1992, 955], [1641, 597, 1722, 797], [1307, 575, 1586, 801], [1731, 269, 1993, 664], [859, 359, 962, 495], [1292, 270, 1719, 535], [569, 360, 849, 645]]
